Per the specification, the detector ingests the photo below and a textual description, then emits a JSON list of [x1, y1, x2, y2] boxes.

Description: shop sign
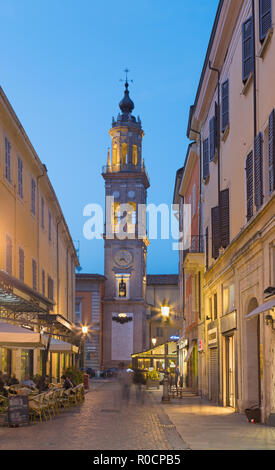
[[198, 339, 203, 351], [208, 327, 218, 346]]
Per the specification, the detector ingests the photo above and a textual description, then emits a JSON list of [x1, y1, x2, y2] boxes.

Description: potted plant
[[146, 369, 160, 389]]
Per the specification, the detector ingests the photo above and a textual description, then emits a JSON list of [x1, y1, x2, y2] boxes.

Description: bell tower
[[102, 77, 150, 368]]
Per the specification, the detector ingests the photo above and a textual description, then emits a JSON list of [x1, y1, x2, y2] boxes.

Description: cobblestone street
[[1, 380, 275, 450], [0, 380, 187, 451]]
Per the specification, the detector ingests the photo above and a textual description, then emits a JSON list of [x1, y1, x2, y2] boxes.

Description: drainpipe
[[252, 0, 261, 408], [208, 61, 221, 206]]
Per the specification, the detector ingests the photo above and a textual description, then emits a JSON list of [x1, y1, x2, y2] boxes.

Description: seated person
[[7, 374, 19, 386], [61, 375, 73, 390], [21, 375, 36, 389]]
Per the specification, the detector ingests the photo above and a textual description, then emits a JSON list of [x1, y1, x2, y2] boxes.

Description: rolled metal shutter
[[209, 348, 218, 402]]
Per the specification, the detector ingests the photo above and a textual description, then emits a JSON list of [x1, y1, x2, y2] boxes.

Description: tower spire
[[119, 68, 134, 114]]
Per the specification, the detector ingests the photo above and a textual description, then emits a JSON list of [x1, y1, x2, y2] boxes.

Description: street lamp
[[161, 304, 170, 403], [152, 337, 157, 346], [80, 325, 88, 370]]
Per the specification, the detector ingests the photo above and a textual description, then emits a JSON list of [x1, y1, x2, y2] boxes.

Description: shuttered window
[[205, 227, 209, 270], [42, 269, 45, 296], [221, 80, 229, 132], [6, 235, 12, 276], [242, 17, 254, 82], [17, 156, 23, 199], [5, 138, 11, 183], [32, 259, 37, 291], [19, 248, 24, 282], [246, 151, 254, 220], [220, 188, 230, 248], [48, 276, 54, 301], [211, 206, 220, 259], [254, 132, 263, 210], [268, 109, 275, 193], [203, 138, 209, 180], [31, 178, 36, 215], [209, 108, 217, 162], [259, 0, 272, 42]]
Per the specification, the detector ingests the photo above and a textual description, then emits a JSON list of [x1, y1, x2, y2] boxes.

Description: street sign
[[8, 395, 29, 427]]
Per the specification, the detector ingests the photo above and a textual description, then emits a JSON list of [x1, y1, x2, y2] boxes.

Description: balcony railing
[[102, 163, 150, 184]]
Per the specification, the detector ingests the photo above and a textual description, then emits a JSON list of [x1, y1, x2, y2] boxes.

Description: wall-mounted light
[[265, 314, 275, 329], [82, 325, 88, 335], [161, 306, 170, 318], [152, 337, 157, 346]]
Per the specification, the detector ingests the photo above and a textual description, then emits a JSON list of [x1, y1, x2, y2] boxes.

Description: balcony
[[102, 163, 150, 185], [183, 243, 204, 274]]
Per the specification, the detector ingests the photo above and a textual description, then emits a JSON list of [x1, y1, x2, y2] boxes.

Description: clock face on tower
[[114, 249, 133, 267]]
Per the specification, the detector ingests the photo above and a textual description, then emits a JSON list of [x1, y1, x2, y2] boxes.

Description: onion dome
[[119, 81, 134, 114]]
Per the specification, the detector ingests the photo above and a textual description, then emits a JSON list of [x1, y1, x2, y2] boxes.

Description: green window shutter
[[268, 109, 275, 193], [254, 132, 264, 210], [221, 80, 229, 132], [211, 206, 220, 259], [246, 151, 254, 220], [259, 0, 272, 42], [242, 17, 254, 82]]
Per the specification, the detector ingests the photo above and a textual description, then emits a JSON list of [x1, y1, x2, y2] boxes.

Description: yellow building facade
[[185, 0, 275, 423], [0, 86, 78, 382]]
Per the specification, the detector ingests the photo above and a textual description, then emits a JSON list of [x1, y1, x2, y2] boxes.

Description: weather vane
[[120, 68, 133, 86]]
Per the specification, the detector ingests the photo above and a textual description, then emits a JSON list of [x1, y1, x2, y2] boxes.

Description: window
[[246, 151, 254, 220], [75, 299, 82, 323], [48, 276, 54, 301], [132, 145, 138, 165], [209, 104, 218, 161], [6, 236, 12, 275], [254, 132, 263, 210], [17, 156, 23, 199], [268, 109, 275, 193], [19, 248, 24, 282], [112, 144, 118, 165], [209, 297, 212, 320], [211, 205, 220, 259], [41, 197, 45, 229], [48, 211, 52, 241], [213, 293, 218, 320], [31, 178, 36, 215], [223, 283, 235, 315], [259, 0, 272, 42], [5, 138, 11, 183], [42, 269, 45, 296], [32, 259, 37, 291], [121, 143, 127, 165], [205, 227, 209, 269], [203, 138, 209, 180], [242, 17, 254, 82], [221, 80, 229, 132], [115, 274, 130, 299], [192, 184, 196, 217], [156, 327, 163, 337], [220, 188, 230, 249]]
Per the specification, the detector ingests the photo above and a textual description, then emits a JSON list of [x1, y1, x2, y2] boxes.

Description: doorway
[[246, 298, 261, 407], [225, 334, 235, 408]]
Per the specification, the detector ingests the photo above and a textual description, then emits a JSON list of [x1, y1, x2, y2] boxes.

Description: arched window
[[121, 143, 127, 165], [132, 145, 138, 165], [112, 144, 118, 165]]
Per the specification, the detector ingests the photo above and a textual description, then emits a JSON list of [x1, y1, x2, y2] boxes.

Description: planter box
[[146, 378, 160, 389]]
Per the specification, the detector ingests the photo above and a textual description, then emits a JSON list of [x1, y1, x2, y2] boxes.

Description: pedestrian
[[175, 366, 180, 388], [133, 369, 146, 404], [61, 375, 73, 390], [117, 363, 132, 406]]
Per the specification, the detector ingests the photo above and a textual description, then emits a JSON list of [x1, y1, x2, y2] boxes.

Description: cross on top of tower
[[120, 68, 133, 88], [119, 68, 134, 114]]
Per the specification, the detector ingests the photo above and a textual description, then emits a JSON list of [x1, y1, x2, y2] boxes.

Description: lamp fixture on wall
[[265, 314, 275, 330], [112, 313, 132, 324]]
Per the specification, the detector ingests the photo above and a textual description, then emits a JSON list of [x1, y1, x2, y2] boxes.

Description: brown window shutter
[[259, 0, 272, 42], [246, 151, 254, 220], [211, 206, 220, 259], [242, 17, 254, 82], [221, 80, 229, 132], [203, 138, 209, 179], [254, 132, 263, 210], [220, 188, 230, 248], [205, 226, 209, 270], [268, 109, 275, 193]]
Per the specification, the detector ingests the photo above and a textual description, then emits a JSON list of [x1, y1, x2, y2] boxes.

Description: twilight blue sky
[[0, 0, 219, 275]]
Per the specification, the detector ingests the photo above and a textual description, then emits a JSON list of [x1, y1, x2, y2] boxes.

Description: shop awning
[[245, 298, 275, 320], [132, 341, 178, 360], [184, 342, 195, 362], [0, 321, 47, 348], [48, 337, 79, 354]]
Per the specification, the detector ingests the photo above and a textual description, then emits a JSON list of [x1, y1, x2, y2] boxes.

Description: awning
[[0, 321, 47, 348], [184, 342, 195, 362], [48, 337, 79, 354], [245, 298, 275, 320]]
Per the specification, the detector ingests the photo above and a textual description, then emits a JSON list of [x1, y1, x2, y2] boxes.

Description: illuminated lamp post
[[80, 325, 88, 370]]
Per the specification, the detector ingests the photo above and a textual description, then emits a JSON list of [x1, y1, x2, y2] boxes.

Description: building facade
[[0, 86, 78, 383], [101, 81, 150, 369], [146, 274, 181, 350], [176, 0, 275, 423], [75, 273, 105, 373]]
